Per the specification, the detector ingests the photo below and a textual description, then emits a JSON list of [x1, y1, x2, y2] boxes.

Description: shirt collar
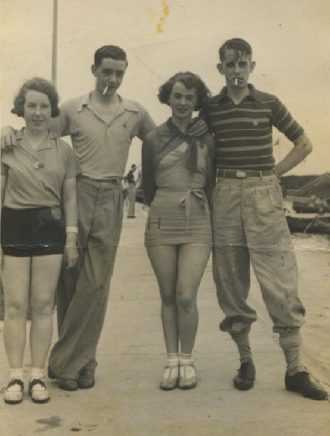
[[16, 128, 57, 150], [77, 92, 140, 113], [216, 84, 262, 103]]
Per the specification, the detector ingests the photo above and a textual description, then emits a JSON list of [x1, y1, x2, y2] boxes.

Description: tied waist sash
[[157, 188, 209, 231]]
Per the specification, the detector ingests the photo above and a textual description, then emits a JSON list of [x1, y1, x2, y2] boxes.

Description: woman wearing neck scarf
[[142, 72, 215, 390]]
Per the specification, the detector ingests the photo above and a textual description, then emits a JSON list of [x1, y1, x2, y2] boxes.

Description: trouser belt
[[79, 175, 121, 184], [217, 169, 275, 179]]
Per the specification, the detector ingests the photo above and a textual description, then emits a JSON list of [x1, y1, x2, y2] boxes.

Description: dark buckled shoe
[[29, 379, 50, 404], [233, 361, 255, 391], [57, 378, 78, 391], [78, 360, 97, 389], [285, 371, 328, 400], [4, 379, 24, 404]]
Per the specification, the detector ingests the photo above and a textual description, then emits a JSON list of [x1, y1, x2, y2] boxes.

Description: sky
[[1, 0, 330, 175]]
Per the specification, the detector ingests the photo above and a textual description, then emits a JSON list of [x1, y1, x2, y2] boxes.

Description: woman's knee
[[176, 288, 197, 312], [5, 300, 28, 319], [30, 297, 54, 317], [160, 289, 176, 306]]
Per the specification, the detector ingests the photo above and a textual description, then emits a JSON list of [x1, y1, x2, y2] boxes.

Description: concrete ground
[[0, 204, 329, 436]]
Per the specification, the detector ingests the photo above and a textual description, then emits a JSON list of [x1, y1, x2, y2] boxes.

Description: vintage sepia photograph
[[1, 1, 329, 435]]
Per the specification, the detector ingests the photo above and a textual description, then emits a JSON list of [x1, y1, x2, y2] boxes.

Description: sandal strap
[[180, 362, 195, 370], [29, 378, 46, 394], [164, 363, 179, 368], [179, 363, 196, 379], [163, 365, 178, 375], [7, 379, 24, 390]]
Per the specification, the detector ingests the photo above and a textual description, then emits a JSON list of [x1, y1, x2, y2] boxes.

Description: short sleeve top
[[1, 129, 77, 209], [51, 94, 156, 179]]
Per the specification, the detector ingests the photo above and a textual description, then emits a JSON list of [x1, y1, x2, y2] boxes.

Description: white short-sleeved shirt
[[1, 129, 77, 209]]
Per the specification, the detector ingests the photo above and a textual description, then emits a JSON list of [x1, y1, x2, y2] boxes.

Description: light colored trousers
[[126, 183, 136, 217], [212, 175, 305, 336], [49, 176, 123, 379]]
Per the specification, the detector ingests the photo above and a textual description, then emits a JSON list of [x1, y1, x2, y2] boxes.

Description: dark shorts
[[1, 206, 66, 257]]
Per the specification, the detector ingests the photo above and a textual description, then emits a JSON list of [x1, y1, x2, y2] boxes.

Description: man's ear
[[250, 61, 256, 73], [217, 63, 224, 75], [91, 64, 97, 77]]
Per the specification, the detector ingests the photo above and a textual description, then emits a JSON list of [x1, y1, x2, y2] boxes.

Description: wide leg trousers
[[49, 176, 123, 379]]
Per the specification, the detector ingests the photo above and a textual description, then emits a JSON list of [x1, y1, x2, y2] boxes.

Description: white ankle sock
[[30, 367, 45, 381], [166, 353, 179, 366], [179, 353, 193, 365], [8, 368, 24, 381]]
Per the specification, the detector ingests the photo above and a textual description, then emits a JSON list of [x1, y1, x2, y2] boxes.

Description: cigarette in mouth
[[234, 78, 238, 85], [102, 85, 109, 95]]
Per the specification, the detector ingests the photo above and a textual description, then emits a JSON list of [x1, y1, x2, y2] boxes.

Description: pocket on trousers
[[212, 184, 232, 215], [255, 185, 283, 211], [269, 184, 283, 210]]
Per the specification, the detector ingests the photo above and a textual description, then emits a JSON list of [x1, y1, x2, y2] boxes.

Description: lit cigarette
[[234, 78, 238, 85], [102, 85, 109, 95]]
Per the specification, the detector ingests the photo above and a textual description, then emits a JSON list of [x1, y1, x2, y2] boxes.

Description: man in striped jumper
[[205, 38, 327, 400]]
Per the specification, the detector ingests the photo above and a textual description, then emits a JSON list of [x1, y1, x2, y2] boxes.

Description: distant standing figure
[[125, 164, 139, 218], [142, 72, 215, 390]]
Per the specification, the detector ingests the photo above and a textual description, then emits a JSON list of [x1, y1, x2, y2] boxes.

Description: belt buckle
[[235, 170, 247, 179]]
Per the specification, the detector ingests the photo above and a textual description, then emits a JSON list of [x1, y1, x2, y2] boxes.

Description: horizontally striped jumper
[[204, 85, 304, 170]]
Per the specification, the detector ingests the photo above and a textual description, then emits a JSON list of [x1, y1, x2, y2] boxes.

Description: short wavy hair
[[158, 72, 211, 111], [94, 45, 128, 67], [11, 77, 60, 118]]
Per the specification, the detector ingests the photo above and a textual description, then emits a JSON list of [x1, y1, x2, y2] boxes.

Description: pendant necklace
[[21, 132, 47, 170]]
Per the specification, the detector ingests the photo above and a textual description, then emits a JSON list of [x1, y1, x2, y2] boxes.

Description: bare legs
[[147, 245, 178, 353], [2, 254, 62, 370], [30, 256, 63, 368], [2, 257, 30, 369], [147, 244, 210, 355]]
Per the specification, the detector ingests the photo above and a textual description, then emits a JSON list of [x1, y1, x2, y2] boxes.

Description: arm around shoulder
[[1, 126, 18, 149], [138, 104, 156, 141], [50, 102, 71, 137], [204, 134, 216, 202], [142, 133, 157, 206]]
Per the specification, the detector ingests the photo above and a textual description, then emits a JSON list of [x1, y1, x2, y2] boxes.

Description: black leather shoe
[[57, 378, 78, 391], [285, 371, 328, 400], [78, 360, 97, 389], [233, 361, 256, 390], [49, 367, 78, 391]]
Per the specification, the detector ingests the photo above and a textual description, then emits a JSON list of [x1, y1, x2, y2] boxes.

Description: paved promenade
[[0, 204, 329, 435]]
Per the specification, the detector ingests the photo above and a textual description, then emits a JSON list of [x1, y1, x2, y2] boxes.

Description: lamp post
[[52, 0, 58, 84]]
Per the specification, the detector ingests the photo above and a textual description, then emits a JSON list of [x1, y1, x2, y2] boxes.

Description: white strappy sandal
[[160, 364, 179, 390]]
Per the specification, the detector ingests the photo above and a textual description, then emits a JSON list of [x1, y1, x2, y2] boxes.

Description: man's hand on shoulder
[[1, 126, 17, 150]]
